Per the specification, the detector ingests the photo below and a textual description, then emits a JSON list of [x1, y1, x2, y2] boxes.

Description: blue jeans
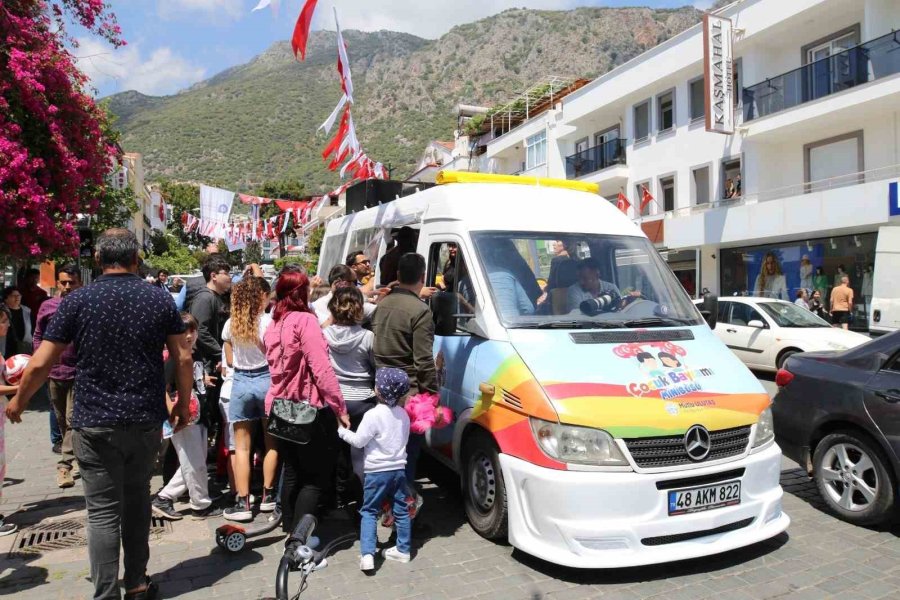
[[360, 470, 410, 556]]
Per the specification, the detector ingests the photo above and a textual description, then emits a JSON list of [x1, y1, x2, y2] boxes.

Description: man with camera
[[566, 258, 621, 314]]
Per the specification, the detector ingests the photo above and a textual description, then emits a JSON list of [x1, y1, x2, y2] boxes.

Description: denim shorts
[[229, 367, 271, 422]]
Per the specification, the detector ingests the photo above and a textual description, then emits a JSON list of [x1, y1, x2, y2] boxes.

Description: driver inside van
[[567, 258, 622, 313]]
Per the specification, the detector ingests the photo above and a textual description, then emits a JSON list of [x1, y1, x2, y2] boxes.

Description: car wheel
[[776, 349, 799, 370], [462, 431, 508, 540], [813, 432, 895, 526]]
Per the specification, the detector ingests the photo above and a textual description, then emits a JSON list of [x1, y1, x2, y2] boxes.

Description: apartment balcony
[[565, 138, 627, 179], [743, 30, 900, 123], [665, 164, 900, 251]]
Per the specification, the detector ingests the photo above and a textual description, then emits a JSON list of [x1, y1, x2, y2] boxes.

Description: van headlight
[[752, 407, 775, 448], [530, 418, 628, 466]]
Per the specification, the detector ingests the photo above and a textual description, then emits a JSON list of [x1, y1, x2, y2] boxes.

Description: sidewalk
[[0, 397, 482, 600]]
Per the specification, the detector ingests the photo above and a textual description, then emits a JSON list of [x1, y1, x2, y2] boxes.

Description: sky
[[74, 0, 715, 98]]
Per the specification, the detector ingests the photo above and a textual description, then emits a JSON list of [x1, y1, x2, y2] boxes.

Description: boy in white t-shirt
[[338, 368, 412, 572]]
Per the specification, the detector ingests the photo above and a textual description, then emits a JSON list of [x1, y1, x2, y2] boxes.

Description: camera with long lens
[[579, 292, 620, 316]]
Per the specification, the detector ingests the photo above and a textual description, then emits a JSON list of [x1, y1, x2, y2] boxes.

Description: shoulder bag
[[266, 314, 319, 444]]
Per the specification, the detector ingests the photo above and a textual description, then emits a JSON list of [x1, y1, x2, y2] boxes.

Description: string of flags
[[318, 7, 388, 183]]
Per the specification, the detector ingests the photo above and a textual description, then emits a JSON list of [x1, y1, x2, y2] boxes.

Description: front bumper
[[500, 442, 789, 568]]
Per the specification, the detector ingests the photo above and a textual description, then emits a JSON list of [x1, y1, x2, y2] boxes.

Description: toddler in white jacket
[[338, 367, 411, 572]]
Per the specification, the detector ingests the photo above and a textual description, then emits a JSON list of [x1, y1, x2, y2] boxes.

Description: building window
[[660, 176, 675, 212], [804, 131, 863, 191], [525, 130, 547, 170], [633, 100, 650, 142], [689, 78, 704, 121], [722, 157, 741, 199], [657, 90, 674, 132], [636, 181, 652, 216], [692, 165, 710, 205]]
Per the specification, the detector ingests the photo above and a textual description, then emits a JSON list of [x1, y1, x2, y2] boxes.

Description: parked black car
[[773, 331, 900, 526]]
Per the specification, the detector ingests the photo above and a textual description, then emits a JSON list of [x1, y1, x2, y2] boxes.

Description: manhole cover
[[150, 516, 174, 537], [9, 519, 87, 557], [8, 516, 173, 558]]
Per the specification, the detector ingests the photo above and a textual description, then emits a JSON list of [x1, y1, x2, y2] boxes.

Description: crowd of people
[[0, 227, 449, 599]]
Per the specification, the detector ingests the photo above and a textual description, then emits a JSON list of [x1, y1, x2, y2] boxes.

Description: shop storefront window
[[720, 233, 875, 330]]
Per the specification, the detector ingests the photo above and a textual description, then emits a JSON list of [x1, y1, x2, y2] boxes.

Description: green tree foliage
[[158, 181, 200, 217], [257, 178, 306, 219], [273, 255, 309, 273], [243, 240, 263, 265], [144, 232, 199, 274], [92, 185, 138, 235]]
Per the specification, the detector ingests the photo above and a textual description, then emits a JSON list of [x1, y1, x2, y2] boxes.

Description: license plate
[[668, 481, 741, 516]]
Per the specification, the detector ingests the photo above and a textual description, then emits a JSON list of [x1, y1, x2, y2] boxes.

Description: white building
[[485, 0, 899, 330], [111, 152, 166, 249]]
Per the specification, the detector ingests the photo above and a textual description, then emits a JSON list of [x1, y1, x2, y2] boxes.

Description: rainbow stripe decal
[[461, 328, 769, 470]]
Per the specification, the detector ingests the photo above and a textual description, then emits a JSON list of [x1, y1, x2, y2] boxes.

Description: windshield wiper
[[514, 320, 614, 329], [605, 317, 698, 328]]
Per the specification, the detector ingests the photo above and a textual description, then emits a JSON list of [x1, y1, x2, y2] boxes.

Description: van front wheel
[[463, 432, 508, 540]]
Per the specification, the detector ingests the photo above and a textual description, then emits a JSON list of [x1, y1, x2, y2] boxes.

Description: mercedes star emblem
[[684, 425, 712, 461]]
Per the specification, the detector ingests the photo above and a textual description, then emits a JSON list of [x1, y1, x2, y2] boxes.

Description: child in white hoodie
[[324, 287, 376, 493], [337, 368, 412, 572]]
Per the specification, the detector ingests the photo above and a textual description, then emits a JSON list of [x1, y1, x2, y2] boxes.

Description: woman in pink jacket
[[264, 271, 349, 533]]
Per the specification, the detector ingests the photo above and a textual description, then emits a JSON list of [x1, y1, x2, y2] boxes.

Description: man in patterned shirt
[[7, 229, 194, 600]]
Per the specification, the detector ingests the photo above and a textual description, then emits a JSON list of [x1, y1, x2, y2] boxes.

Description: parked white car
[[694, 297, 870, 371]]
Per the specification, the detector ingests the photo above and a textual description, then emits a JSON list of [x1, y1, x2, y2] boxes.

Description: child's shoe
[[382, 546, 411, 563], [359, 554, 374, 571], [407, 494, 424, 519]]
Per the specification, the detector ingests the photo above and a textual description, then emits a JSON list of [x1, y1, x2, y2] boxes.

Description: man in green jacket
[[373, 252, 438, 516], [373, 253, 437, 396]]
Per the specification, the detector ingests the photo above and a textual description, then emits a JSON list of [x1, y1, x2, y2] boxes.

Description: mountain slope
[[108, 6, 702, 192]]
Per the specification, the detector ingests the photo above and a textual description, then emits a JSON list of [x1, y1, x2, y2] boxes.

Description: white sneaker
[[359, 554, 374, 571], [382, 546, 411, 563]]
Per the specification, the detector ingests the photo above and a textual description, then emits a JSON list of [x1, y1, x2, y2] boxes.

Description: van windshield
[[470, 231, 703, 329]]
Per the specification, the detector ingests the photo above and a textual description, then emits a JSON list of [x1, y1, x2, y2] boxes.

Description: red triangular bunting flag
[[291, 0, 320, 61]]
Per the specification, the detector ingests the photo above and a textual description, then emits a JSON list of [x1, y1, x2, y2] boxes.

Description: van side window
[[318, 232, 348, 277], [428, 241, 477, 333]]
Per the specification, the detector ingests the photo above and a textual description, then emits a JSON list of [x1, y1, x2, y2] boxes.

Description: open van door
[[870, 226, 900, 335]]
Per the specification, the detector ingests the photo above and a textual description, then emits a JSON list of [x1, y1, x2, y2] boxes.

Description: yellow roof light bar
[[436, 170, 599, 195]]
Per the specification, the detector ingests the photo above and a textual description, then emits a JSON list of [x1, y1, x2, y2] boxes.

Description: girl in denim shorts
[[222, 277, 275, 522]]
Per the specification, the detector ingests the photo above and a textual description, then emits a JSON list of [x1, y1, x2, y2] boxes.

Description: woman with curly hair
[[221, 277, 276, 522]]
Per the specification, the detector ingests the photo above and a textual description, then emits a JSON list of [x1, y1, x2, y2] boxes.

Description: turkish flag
[[616, 191, 631, 214], [322, 106, 350, 162], [640, 184, 654, 212], [291, 0, 319, 61]]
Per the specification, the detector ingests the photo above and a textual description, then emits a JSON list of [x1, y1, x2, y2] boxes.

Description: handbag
[[265, 316, 320, 444], [267, 397, 318, 444]]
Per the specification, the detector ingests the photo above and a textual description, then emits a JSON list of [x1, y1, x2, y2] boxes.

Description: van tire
[[462, 431, 508, 540]]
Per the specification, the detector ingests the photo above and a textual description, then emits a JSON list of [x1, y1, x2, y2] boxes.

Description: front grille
[[624, 425, 751, 468], [641, 518, 754, 546]]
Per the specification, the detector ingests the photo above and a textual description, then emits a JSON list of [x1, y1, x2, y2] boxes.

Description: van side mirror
[[747, 319, 765, 329], [700, 292, 718, 329]]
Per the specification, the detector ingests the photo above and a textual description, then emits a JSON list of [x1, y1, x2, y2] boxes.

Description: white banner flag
[[200, 185, 235, 226]]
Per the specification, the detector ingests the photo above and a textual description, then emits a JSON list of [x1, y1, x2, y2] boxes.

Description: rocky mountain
[[107, 6, 703, 192]]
